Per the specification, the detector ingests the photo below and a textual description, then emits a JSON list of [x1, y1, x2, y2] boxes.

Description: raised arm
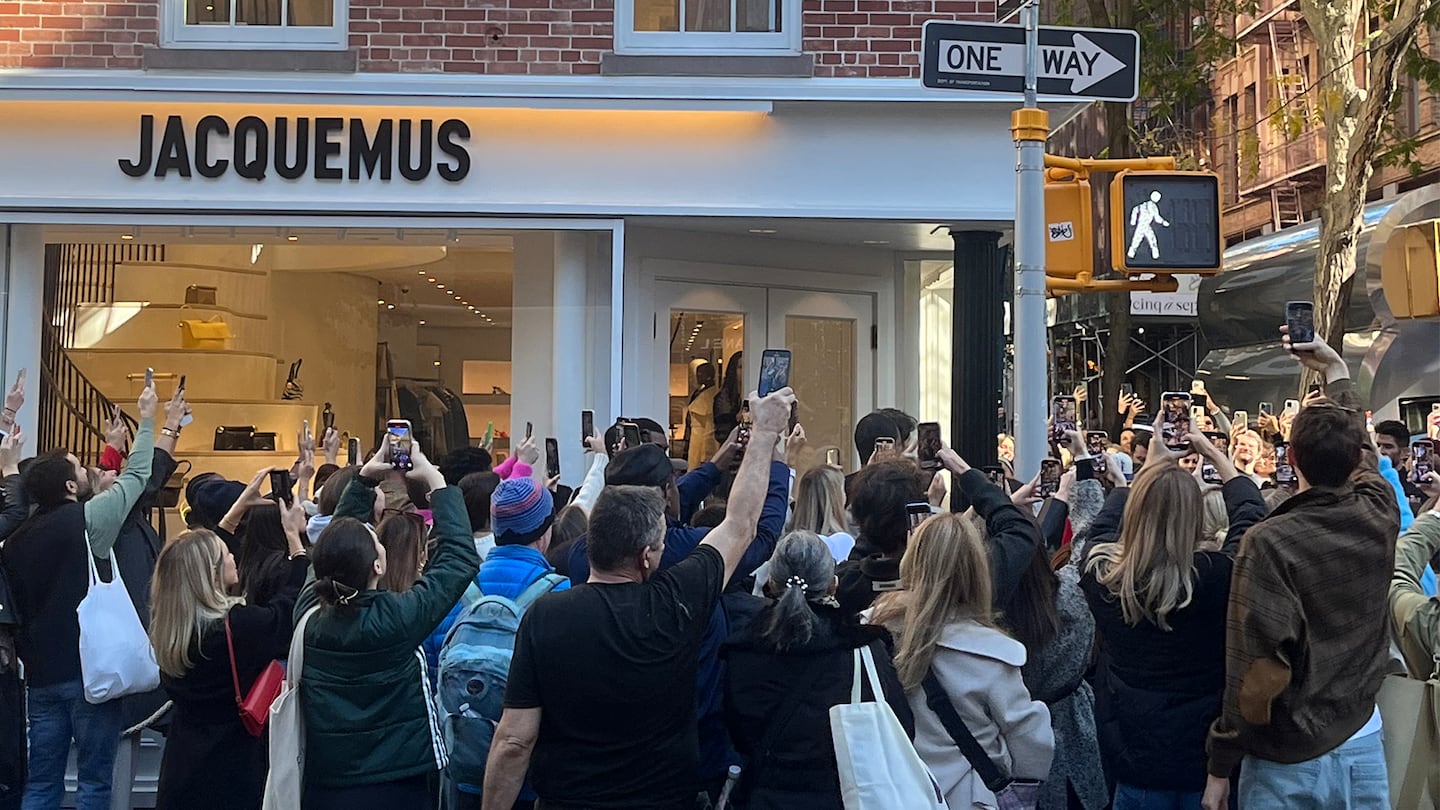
[[571, 434, 610, 515], [1390, 510, 1440, 679], [391, 446, 481, 648], [701, 389, 795, 586], [86, 382, 157, 557]]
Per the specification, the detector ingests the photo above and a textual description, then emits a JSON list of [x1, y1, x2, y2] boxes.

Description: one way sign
[[921, 20, 1139, 102]]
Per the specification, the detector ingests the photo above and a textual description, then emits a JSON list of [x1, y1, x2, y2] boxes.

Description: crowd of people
[[0, 326, 1435, 810]]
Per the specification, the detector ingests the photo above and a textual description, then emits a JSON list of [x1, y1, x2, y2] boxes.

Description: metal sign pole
[[1011, 0, 1050, 482]]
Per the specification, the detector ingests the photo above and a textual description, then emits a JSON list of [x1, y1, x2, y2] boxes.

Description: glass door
[[768, 289, 874, 473]]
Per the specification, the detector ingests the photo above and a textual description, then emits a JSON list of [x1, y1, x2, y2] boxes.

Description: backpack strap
[[921, 668, 1011, 794], [512, 573, 565, 612]]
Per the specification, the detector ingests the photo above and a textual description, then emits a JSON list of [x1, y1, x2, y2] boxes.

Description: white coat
[[908, 620, 1055, 810]]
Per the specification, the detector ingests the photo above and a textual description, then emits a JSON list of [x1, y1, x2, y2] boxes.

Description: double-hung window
[[162, 0, 347, 49], [615, 0, 801, 54]]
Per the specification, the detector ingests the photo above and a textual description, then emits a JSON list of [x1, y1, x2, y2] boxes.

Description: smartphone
[[1190, 404, 1207, 428], [1234, 409, 1249, 432], [1285, 300, 1316, 344], [322, 402, 335, 434], [1275, 442, 1296, 487], [1258, 401, 1274, 417], [905, 502, 932, 533], [757, 348, 792, 398], [1205, 431, 1230, 453], [982, 465, 1008, 488], [581, 409, 595, 449], [386, 419, 414, 470], [144, 367, 154, 389], [620, 421, 642, 450], [1412, 440, 1435, 486], [176, 374, 193, 428], [1086, 431, 1109, 475], [1283, 399, 1300, 417], [545, 437, 560, 480], [303, 419, 311, 446], [825, 447, 841, 467], [1120, 382, 1134, 398], [1050, 395, 1078, 443], [873, 436, 896, 453], [1038, 458, 1062, 498], [1201, 463, 1223, 485], [917, 422, 942, 472], [525, 421, 534, 441], [346, 436, 360, 466], [1307, 384, 1323, 397], [268, 468, 294, 506], [1191, 392, 1208, 411], [1159, 392, 1193, 451]]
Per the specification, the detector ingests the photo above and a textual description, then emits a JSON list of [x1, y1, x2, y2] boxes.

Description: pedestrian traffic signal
[[1109, 171, 1222, 274], [1045, 177, 1094, 278]]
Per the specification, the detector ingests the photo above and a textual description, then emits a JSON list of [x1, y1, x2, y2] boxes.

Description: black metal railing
[[39, 243, 161, 464]]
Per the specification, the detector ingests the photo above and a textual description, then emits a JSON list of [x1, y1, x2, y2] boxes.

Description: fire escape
[[1267, 12, 1310, 230]]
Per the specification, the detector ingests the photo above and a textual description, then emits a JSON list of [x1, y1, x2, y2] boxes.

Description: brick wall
[[0, 0, 992, 76]]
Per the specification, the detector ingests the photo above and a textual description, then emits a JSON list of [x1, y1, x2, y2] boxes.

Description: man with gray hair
[[482, 387, 796, 810]]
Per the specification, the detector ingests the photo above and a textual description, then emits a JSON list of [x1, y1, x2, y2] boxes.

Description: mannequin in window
[[684, 362, 720, 471]]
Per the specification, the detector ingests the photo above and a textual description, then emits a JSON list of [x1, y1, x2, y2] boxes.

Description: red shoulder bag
[[224, 613, 286, 737]]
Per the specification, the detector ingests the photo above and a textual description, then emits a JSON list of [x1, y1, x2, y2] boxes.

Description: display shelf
[[463, 394, 511, 405]]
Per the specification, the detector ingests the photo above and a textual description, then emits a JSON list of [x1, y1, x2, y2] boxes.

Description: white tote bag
[[263, 606, 321, 810], [76, 542, 159, 704], [830, 645, 947, 810]]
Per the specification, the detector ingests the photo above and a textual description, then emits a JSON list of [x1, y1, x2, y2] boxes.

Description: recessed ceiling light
[[418, 320, 426, 325], [427, 277, 437, 283], [433, 361, 441, 367], [387, 304, 395, 310], [377, 299, 386, 305], [120, 233, 134, 240], [436, 284, 446, 290], [417, 270, 426, 276], [287, 235, 299, 242], [748, 228, 777, 235]]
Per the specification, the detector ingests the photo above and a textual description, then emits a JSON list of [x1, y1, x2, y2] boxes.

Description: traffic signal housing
[[1109, 170, 1223, 274], [1044, 177, 1094, 278]]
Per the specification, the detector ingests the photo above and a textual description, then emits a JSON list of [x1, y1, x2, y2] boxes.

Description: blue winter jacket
[[422, 544, 570, 683], [564, 459, 791, 788]]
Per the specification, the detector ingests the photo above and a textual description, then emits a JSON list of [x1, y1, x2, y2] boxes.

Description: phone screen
[[1413, 441, 1435, 485], [906, 502, 931, 533], [1258, 402, 1274, 416], [1086, 431, 1109, 474], [1275, 442, 1296, 487], [1205, 431, 1229, 453], [387, 420, 414, 470], [825, 447, 841, 467], [546, 438, 560, 480], [144, 367, 154, 389], [757, 349, 792, 398], [1038, 459, 1062, 498], [1286, 301, 1316, 344], [621, 421, 642, 450], [347, 436, 360, 466], [1160, 393, 1193, 450], [268, 469, 293, 506], [525, 421, 534, 441], [1051, 396, 1078, 443], [982, 466, 1007, 488], [917, 422, 942, 471], [1201, 464, 1223, 485], [581, 410, 595, 448]]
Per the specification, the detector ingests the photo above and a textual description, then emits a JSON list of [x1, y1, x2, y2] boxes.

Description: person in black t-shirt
[[482, 387, 797, 810]]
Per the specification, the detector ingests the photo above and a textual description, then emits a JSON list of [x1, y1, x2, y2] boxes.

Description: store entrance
[[655, 280, 874, 473]]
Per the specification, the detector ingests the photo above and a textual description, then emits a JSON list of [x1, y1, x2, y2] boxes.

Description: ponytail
[[310, 517, 378, 615], [755, 531, 837, 652]]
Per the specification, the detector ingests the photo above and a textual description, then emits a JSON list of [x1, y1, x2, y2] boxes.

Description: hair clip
[[785, 575, 807, 589]]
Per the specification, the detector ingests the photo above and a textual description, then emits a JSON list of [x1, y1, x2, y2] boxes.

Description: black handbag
[[214, 426, 256, 451], [251, 432, 277, 452], [921, 670, 1041, 810]]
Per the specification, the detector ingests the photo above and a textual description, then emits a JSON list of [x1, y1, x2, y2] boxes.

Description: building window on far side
[[615, 0, 800, 54], [163, 0, 347, 49]]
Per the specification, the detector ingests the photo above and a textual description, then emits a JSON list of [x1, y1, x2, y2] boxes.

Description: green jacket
[[294, 483, 480, 787], [1391, 509, 1440, 680]]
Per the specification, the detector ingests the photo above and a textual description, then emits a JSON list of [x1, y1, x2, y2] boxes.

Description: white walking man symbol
[[1127, 190, 1170, 260]]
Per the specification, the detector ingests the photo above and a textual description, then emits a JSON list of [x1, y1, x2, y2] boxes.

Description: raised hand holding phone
[[4, 368, 25, 417]]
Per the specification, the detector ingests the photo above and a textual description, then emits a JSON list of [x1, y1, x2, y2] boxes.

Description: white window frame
[[161, 0, 348, 50], [613, 0, 801, 55]]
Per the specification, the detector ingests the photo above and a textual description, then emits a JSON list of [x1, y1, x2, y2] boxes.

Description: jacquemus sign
[[118, 114, 472, 182]]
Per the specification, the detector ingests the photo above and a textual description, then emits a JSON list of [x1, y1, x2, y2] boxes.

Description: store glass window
[[617, 0, 798, 53], [166, 0, 346, 48]]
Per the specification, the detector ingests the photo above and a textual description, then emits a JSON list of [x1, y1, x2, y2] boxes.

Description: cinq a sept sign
[[118, 114, 472, 182]]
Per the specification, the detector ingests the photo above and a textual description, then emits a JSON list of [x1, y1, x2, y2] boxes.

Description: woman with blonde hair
[[148, 495, 310, 810], [869, 513, 1054, 810], [1080, 433, 1264, 810], [786, 465, 855, 561]]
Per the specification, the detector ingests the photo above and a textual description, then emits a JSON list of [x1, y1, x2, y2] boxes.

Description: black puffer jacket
[[722, 604, 913, 810]]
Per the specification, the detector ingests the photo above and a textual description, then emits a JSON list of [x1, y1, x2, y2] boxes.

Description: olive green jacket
[[1390, 509, 1440, 680]]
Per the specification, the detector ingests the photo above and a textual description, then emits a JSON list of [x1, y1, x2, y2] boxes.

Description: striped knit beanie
[[491, 477, 554, 546]]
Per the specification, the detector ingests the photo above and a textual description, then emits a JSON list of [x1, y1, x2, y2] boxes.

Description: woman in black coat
[[722, 531, 912, 810], [147, 487, 311, 810]]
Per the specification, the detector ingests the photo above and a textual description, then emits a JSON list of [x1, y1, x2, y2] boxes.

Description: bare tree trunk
[[1102, 99, 1133, 419], [1299, 0, 1426, 389]]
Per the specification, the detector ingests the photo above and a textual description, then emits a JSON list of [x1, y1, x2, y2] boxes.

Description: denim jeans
[[1239, 730, 1389, 810], [22, 680, 122, 810], [1111, 784, 1204, 810]]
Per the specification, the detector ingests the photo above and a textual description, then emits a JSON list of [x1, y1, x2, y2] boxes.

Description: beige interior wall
[[269, 270, 378, 441]]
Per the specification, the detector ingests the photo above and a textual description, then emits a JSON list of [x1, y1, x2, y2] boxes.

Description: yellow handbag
[[178, 317, 233, 349]]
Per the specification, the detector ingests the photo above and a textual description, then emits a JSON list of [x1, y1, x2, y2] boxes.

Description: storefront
[[0, 72, 1072, 486]]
